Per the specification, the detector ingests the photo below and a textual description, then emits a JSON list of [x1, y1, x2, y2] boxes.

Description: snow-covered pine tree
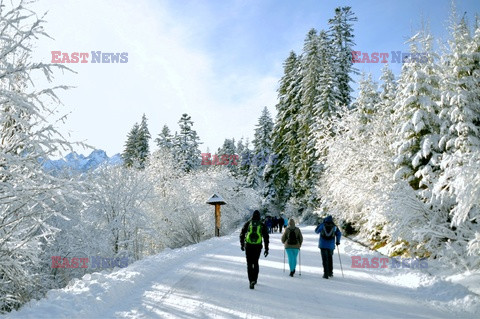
[[391, 29, 450, 259], [328, 6, 358, 109], [216, 138, 238, 173], [267, 51, 302, 209], [122, 122, 140, 167], [315, 30, 341, 163], [439, 14, 480, 166], [174, 113, 202, 173], [122, 114, 151, 169], [379, 64, 397, 117], [434, 12, 480, 266], [352, 73, 380, 126], [237, 137, 253, 181], [296, 28, 322, 206], [393, 30, 442, 196], [155, 124, 173, 151], [0, 1, 76, 311], [377, 64, 397, 159], [137, 114, 151, 167], [247, 107, 273, 190]]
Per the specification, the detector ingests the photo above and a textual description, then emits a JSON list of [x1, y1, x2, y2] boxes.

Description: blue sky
[[31, 0, 479, 156]]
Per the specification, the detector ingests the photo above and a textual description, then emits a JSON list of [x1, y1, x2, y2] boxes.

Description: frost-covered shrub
[[146, 155, 260, 248], [0, 1, 76, 311]]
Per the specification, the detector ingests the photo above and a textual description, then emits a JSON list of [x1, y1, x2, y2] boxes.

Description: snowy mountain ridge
[[43, 149, 122, 173]]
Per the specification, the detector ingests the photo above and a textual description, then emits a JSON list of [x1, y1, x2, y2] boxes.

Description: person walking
[[265, 216, 273, 234], [278, 216, 284, 233], [315, 215, 341, 279], [240, 210, 270, 289], [281, 218, 303, 277]]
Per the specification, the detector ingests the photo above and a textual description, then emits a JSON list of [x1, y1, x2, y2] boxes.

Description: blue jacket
[[315, 216, 341, 250]]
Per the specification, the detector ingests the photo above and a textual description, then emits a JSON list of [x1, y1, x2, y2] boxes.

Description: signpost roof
[[206, 193, 226, 205]]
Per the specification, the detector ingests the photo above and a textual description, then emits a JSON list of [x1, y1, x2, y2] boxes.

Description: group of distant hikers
[[240, 210, 341, 289], [264, 215, 286, 234]]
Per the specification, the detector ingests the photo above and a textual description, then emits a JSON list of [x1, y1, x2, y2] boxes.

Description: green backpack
[[246, 220, 262, 244]]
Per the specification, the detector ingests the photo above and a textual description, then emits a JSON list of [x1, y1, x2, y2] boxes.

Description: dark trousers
[[321, 248, 334, 276], [245, 244, 262, 283]]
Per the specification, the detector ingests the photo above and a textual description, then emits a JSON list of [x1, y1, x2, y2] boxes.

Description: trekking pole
[[283, 249, 285, 273], [299, 249, 301, 276], [337, 244, 344, 278]]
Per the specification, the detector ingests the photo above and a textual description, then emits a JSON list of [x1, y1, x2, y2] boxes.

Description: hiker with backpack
[[240, 210, 270, 289], [281, 218, 303, 277], [315, 215, 341, 279]]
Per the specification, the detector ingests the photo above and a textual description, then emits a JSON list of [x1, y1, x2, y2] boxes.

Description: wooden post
[[215, 204, 221, 237], [206, 193, 226, 237]]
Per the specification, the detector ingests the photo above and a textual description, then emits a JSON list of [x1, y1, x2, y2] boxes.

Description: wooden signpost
[[206, 193, 226, 237]]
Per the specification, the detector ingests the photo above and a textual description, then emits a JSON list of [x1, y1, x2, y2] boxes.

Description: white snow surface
[[6, 226, 479, 319]]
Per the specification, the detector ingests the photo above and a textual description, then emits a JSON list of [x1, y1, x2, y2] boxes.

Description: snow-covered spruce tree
[[0, 1, 76, 312], [247, 107, 273, 193], [352, 73, 380, 126], [122, 122, 139, 167], [437, 14, 480, 195], [155, 124, 174, 151], [328, 6, 358, 108], [216, 137, 238, 174], [314, 30, 341, 167], [122, 114, 151, 169], [173, 113, 201, 173], [295, 28, 322, 207], [267, 51, 302, 210], [378, 64, 397, 117], [237, 137, 253, 181], [393, 30, 442, 196], [391, 29, 454, 259], [138, 114, 151, 162], [433, 14, 480, 268]]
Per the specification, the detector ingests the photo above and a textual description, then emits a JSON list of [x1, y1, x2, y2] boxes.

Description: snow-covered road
[[7, 226, 479, 319]]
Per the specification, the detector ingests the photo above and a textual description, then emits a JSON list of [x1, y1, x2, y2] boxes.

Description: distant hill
[[43, 150, 122, 174]]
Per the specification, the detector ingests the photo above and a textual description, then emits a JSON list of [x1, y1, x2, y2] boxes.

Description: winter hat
[[252, 210, 261, 221], [288, 218, 295, 227], [324, 215, 333, 223]]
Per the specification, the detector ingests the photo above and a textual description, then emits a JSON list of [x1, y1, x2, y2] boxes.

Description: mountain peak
[[43, 149, 122, 174]]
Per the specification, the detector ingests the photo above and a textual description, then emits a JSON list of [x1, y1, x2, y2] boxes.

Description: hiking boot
[[329, 273, 333, 277], [250, 282, 255, 289], [323, 274, 329, 279], [289, 271, 294, 277]]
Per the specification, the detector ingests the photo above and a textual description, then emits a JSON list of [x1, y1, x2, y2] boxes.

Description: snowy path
[[7, 226, 479, 319]]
